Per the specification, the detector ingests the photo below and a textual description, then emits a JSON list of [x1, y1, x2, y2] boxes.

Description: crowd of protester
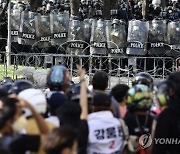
[[0, 64, 180, 154]]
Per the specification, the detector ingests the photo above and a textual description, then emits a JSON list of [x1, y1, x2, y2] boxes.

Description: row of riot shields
[[127, 19, 180, 57], [11, 9, 69, 48], [10, 9, 180, 57]]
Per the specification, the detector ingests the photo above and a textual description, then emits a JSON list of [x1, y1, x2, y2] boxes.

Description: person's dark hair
[[45, 127, 77, 154], [91, 92, 113, 112], [92, 106, 113, 112], [167, 72, 180, 98], [92, 71, 108, 91], [111, 84, 129, 103], [0, 97, 18, 130], [56, 102, 81, 128], [0, 90, 8, 99]]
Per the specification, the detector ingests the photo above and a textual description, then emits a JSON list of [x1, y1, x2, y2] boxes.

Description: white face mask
[[12, 115, 27, 133]]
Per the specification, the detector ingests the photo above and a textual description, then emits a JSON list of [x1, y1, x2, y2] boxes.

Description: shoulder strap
[[119, 118, 129, 140]]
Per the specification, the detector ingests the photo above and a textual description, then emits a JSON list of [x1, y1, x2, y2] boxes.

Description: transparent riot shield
[[148, 19, 167, 56], [11, 9, 21, 43], [66, 19, 88, 55], [83, 19, 91, 43], [50, 11, 69, 46], [126, 20, 149, 55], [166, 21, 180, 57], [107, 19, 127, 55], [35, 14, 51, 48], [90, 19, 107, 55], [18, 11, 36, 46]]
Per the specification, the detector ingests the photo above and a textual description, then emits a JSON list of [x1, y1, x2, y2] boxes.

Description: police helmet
[[153, 81, 170, 107], [1, 77, 13, 84], [66, 83, 92, 101], [127, 84, 153, 111], [8, 80, 34, 94], [0, 82, 13, 94], [47, 65, 70, 91], [132, 72, 153, 88]]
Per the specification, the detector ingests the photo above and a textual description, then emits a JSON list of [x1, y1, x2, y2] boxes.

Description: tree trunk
[[70, 0, 80, 16], [141, 0, 149, 20]]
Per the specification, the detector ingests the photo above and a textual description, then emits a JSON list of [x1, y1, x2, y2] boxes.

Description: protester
[[18, 88, 56, 154], [56, 65, 89, 154], [46, 65, 69, 126], [146, 80, 170, 154], [46, 91, 67, 127], [125, 84, 153, 136], [92, 71, 120, 118], [0, 96, 49, 154], [111, 84, 129, 118], [66, 83, 93, 113], [1, 60, 180, 154], [87, 91, 124, 154], [153, 72, 180, 154], [45, 127, 78, 154]]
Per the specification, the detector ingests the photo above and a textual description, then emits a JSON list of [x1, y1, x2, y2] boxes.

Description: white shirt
[[87, 111, 124, 154]]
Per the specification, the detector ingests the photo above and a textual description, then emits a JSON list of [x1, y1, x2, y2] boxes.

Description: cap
[[92, 92, 111, 107], [18, 88, 47, 117], [46, 91, 67, 110]]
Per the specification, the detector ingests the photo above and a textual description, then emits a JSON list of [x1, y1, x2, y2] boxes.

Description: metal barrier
[[0, 51, 176, 88]]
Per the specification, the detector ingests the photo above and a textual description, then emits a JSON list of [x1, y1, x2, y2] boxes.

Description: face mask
[[12, 115, 27, 133]]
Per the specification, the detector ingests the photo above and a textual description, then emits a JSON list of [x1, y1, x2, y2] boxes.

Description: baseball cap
[[46, 91, 67, 110], [92, 92, 111, 107], [18, 88, 47, 117]]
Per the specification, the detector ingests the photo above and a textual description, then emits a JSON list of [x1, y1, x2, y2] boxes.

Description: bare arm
[[77, 65, 88, 120], [18, 97, 49, 143]]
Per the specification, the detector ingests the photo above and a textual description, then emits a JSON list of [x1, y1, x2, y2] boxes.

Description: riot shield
[[126, 20, 149, 55], [35, 14, 51, 48], [11, 9, 21, 43], [90, 19, 108, 55], [166, 21, 180, 57], [107, 19, 127, 55], [83, 19, 91, 43], [18, 11, 36, 46], [148, 19, 167, 56], [66, 19, 88, 55], [50, 11, 69, 46]]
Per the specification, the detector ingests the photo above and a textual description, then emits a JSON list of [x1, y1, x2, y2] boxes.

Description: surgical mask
[[12, 115, 27, 133]]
